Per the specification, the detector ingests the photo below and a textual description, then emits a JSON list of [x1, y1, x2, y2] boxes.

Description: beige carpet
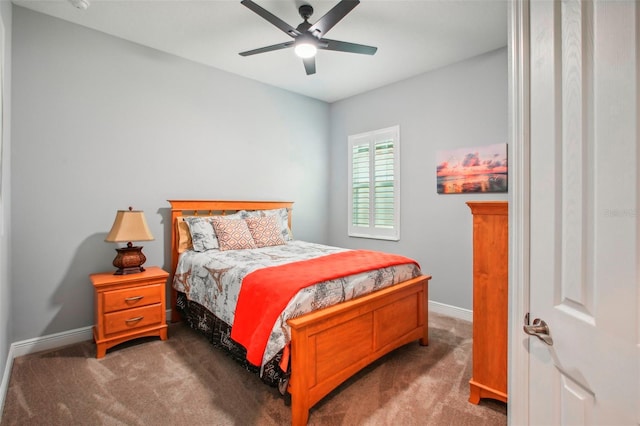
[[1, 312, 506, 425]]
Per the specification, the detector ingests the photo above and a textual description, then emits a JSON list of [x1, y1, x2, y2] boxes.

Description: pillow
[[183, 216, 218, 252], [241, 209, 261, 219], [176, 217, 193, 253], [245, 216, 286, 248], [212, 217, 257, 251], [181, 212, 245, 252], [259, 208, 293, 241]]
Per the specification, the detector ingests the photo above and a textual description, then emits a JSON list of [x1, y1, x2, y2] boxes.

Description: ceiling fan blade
[[239, 41, 294, 56], [303, 57, 316, 75], [308, 0, 360, 37], [241, 0, 301, 38], [320, 38, 377, 55]]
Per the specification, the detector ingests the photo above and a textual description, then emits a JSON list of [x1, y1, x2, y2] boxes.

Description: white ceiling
[[13, 0, 508, 103]]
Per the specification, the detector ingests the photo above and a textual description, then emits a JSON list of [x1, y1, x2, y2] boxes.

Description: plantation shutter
[[374, 140, 394, 229], [351, 143, 370, 227], [348, 126, 400, 240]]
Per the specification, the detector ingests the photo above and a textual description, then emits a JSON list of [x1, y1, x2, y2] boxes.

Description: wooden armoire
[[466, 201, 508, 404]]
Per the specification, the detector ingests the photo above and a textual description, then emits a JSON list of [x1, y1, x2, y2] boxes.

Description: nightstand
[[91, 266, 169, 358]]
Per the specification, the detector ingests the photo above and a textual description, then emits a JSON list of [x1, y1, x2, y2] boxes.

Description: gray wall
[[328, 48, 508, 311], [0, 0, 13, 387], [11, 7, 330, 341]]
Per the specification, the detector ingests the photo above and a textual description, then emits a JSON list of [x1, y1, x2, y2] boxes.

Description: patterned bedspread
[[173, 240, 422, 369]]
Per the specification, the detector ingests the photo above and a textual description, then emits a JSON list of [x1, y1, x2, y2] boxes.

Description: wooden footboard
[[287, 274, 430, 426]]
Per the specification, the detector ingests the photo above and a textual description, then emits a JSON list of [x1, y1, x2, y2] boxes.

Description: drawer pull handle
[[125, 316, 144, 323], [125, 296, 144, 303]]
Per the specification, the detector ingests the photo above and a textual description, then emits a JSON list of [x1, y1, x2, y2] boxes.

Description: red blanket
[[230, 249, 419, 366]]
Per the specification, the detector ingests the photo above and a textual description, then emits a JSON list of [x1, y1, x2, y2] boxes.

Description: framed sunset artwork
[[436, 143, 508, 194]]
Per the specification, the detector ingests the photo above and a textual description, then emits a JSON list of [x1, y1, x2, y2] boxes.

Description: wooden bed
[[168, 200, 431, 425]]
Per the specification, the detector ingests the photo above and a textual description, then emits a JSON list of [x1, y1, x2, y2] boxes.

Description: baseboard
[[10, 326, 94, 359], [429, 300, 473, 323]]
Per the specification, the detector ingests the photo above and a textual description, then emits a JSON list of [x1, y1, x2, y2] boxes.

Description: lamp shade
[[105, 208, 154, 243]]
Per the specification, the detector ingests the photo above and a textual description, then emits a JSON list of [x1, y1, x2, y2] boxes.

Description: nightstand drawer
[[104, 303, 162, 335], [103, 284, 162, 313]]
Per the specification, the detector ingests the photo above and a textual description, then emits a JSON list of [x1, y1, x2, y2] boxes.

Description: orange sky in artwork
[[437, 143, 507, 177]]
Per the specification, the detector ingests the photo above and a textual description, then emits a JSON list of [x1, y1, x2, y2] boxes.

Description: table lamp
[[105, 207, 154, 275]]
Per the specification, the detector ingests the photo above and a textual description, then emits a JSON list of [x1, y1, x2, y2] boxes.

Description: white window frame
[[347, 125, 400, 241]]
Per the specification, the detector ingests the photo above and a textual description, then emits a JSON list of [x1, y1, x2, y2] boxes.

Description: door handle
[[523, 313, 553, 346]]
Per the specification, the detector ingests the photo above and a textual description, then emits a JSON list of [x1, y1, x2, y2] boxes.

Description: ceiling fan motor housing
[[299, 4, 314, 21]]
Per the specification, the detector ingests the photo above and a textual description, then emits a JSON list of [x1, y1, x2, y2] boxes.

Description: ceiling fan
[[239, 0, 377, 75]]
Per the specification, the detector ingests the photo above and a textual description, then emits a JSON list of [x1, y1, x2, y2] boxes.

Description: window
[[348, 125, 400, 240]]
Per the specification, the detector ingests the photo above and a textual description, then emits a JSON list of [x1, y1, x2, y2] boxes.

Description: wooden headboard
[[167, 200, 294, 322]]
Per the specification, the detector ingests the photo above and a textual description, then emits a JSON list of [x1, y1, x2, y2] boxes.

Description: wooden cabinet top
[[466, 201, 508, 215], [90, 266, 169, 287]]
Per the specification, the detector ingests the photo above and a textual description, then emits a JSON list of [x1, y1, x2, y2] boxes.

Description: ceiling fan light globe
[[295, 43, 317, 58]]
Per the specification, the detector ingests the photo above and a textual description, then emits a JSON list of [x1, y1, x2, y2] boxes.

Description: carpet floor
[[1, 312, 507, 425]]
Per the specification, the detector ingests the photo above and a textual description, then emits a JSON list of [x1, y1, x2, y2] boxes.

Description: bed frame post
[[420, 281, 429, 346], [169, 205, 182, 323], [289, 327, 310, 426]]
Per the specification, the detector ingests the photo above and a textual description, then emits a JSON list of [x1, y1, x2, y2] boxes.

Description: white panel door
[[527, 0, 638, 424]]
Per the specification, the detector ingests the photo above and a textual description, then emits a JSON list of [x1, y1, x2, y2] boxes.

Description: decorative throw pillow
[[184, 216, 218, 252], [260, 208, 293, 241], [212, 217, 257, 251], [245, 216, 286, 248], [181, 212, 245, 252]]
